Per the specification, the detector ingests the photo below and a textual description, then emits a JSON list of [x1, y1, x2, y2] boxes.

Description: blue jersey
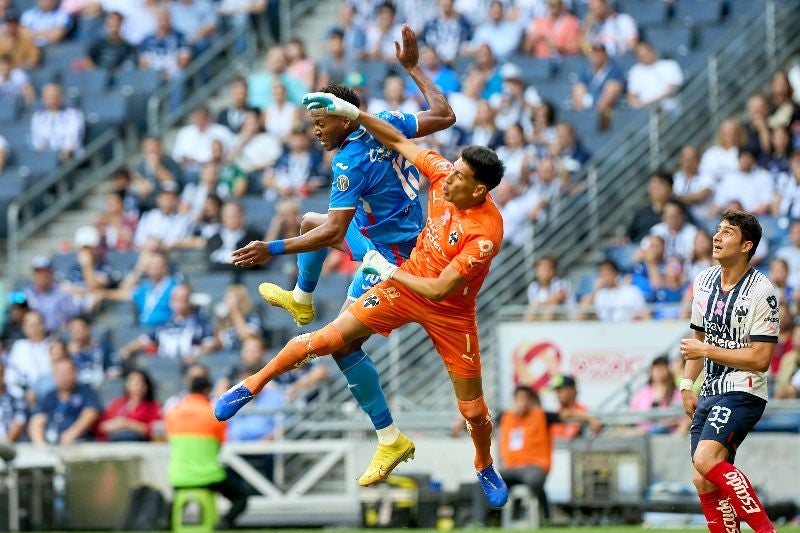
[[329, 111, 424, 250]]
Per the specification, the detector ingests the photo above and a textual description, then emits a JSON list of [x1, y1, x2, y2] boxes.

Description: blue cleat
[[476, 464, 508, 507], [214, 381, 255, 421]]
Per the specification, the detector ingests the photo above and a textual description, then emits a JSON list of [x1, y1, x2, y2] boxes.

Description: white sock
[[376, 424, 400, 445], [293, 285, 313, 305]]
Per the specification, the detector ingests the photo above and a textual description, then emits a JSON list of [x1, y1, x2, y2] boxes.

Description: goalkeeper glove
[[361, 250, 398, 281], [302, 92, 360, 120]]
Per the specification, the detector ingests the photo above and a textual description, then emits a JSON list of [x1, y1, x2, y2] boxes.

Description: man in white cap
[[62, 226, 114, 314]]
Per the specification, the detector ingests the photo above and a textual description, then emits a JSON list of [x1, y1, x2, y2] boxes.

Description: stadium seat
[[675, 0, 722, 25], [82, 92, 128, 140], [0, 173, 28, 198], [614, 51, 638, 73], [62, 69, 109, 98], [203, 351, 239, 381], [106, 250, 140, 282], [240, 195, 276, 233], [115, 69, 162, 133], [27, 66, 58, 92], [554, 54, 586, 80], [12, 147, 59, 177], [506, 54, 553, 83], [189, 272, 236, 302], [0, 95, 19, 122], [452, 55, 473, 77], [698, 24, 734, 51], [357, 60, 392, 96], [0, 122, 31, 150], [606, 244, 639, 273], [727, 0, 765, 20], [618, 0, 669, 26], [644, 26, 693, 57], [675, 51, 707, 73], [560, 109, 601, 136], [313, 273, 351, 323], [44, 42, 87, 72], [530, 80, 572, 109], [50, 252, 77, 279], [300, 191, 332, 214]]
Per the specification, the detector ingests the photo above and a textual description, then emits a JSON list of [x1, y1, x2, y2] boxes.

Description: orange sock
[[244, 324, 344, 393], [458, 396, 494, 471]]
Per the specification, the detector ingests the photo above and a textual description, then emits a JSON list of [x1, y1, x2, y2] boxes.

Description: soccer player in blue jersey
[[680, 210, 778, 533], [229, 24, 455, 486]]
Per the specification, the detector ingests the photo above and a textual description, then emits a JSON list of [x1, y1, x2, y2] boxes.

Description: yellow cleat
[[358, 433, 416, 486], [258, 283, 315, 326]]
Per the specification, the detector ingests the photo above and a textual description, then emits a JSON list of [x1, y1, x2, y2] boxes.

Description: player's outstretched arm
[[394, 24, 456, 137], [304, 93, 425, 167], [362, 250, 466, 301]]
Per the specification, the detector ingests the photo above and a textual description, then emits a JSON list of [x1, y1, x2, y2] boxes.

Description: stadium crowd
[[1, 0, 800, 452]]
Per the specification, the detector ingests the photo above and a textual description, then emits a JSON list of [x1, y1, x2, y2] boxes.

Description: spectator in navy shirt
[[571, 42, 624, 114], [21, 0, 71, 46], [84, 11, 134, 72], [62, 226, 114, 315], [24, 256, 76, 333], [420, 0, 472, 65], [28, 358, 101, 445], [138, 9, 191, 81], [0, 359, 27, 443], [66, 315, 114, 387]]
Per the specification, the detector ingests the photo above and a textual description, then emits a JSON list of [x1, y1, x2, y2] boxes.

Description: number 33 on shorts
[[708, 405, 732, 433]]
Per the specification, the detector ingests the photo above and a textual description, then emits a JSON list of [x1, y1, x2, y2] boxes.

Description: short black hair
[[319, 82, 361, 109], [461, 145, 504, 191], [377, 1, 396, 15], [190, 376, 212, 394], [650, 170, 674, 187], [537, 255, 558, 269], [599, 258, 619, 273], [513, 385, 539, 403], [128, 369, 156, 403], [720, 209, 762, 260]]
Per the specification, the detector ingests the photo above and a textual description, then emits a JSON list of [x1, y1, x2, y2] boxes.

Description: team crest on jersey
[[336, 175, 349, 192], [734, 305, 748, 323], [448, 230, 459, 245], [478, 239, 494, 257], [363, 294, 380, 308], [767, 295, 778, 310]]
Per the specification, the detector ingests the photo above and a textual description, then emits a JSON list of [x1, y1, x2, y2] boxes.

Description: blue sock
[[296, 248, 328, 293], [335, 350, 393, 430]]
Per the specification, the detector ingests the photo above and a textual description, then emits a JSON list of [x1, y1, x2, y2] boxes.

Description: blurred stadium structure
[[2, 0, 800, 530]]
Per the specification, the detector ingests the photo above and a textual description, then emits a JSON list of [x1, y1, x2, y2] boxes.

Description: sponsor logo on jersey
[[766, 295, 778, 310], [363, 294, 380, 308], [336, 175, 350, 192], [378, 286, 400, 304], [336, 162, 349, 170], [448, 230, 459, 245], [368, 146, 392, 163], [478, 239, 494, 257], [734, 305, 748, 323]]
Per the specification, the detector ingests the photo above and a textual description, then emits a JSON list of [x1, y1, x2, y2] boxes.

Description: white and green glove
[[361, 250, 398, 281], [302, 92, 360, 120]]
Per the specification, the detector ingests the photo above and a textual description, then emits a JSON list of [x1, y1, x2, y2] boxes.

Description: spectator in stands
[[645, 200, 698, 262], [768, 70, 800, 130], [672, 145, 715, 224], [571, 43, 624, 119], [210, 141, 250, 199], [582, 0, 637, 57], [524, 0, 580, 58], [105, 250, 179, 328], [218, 0, 267, 51], [529, 100, 557, 151], [163, 361, 210, 411], [775, 150, 800, 221], [466, 99, 503, 149], [172, 105, 235, 174], [368, 74, 420, 116], [179, 193, 223, 247], [226, 111, 282, 175], [29, 358, 100, 444], [165, 375, 248, 530], [550, 374, 602, 439], [762, 125, 793, 177], [0, 359, 26, 443], [100, 0, 159, 46], [699, 118, 745, 182], [363, 1, 401, 62], [4, 310, 51, 399], [495, 122, 530, 190], [263, 81, 301, 142], [61, 226, 114, 314], [0, 133, 7, 171], [650, 256, 689, 320], [21, 0, 71, 46], [462, 0, 522, 60], [743, 93, 772, 159], [0, 52, 34, 106], [133, 137, 182, 206], [133, 183, 195, 250], [0, 8, 40, 68], [95, 190, 138, 251], [473, 385, 552, 525], [66, 314, 113, 388], [97, 369, 161, 441], [30, 83, 85, 161], [169, 0, 218, 54], [262, 127, 324, 200], [627, 42, 683, 112], [247, 45, 308, 110], [1, 292, 30, 344], [316, 29, 354, 88], [580, 259, 649, 321], [24, 256, 76, 333], [421, 0, 472, 65], [524, 255, 572, 321], [208, 284, 262, 352], [82, 11, 133, 72], [328, 2, 366, 62], [501, 157, 562, 246], [448, 69, 483, 131], [414, 45, 460, 99], [629, 355, 685, 433], [216, 78, 258, 134], [625, 171, 673, 244], [205, 202, 262, 271], [490, 62, 528, 132], [264, 197, 301, 245], [138, 8, 192, 81], [631, 233, 665, 300], [768, 258, 794, 311], [551, 122, 591, 184], [776, 330, 800, 400], [470, 43, 502, 99], [685, 229, 714, 281], [714, 148, 774, 215], [776, 220, 800, 292], [180, 163, 223, 218]]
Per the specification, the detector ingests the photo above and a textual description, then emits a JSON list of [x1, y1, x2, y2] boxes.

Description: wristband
[[267, 240, 286, 256], [679, 378, 695, 391]]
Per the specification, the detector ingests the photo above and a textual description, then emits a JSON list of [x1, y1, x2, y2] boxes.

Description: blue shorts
[[689, 392, 766, 464], [341, 223, 416, 300]]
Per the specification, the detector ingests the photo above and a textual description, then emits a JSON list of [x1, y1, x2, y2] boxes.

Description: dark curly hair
[[461, 145, 505, 191], [319, 82, 361, 110]]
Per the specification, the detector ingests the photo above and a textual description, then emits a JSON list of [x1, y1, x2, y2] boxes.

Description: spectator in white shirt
[[367, 74, 421, 116], [172, 105, 235, 173], [501, 156, 562, 247], [644, 200, 698, 262], [627, 42, 683, 112], [524, 255, 573, 321], [21, 0, 70, 46], [169, 0, 218, 53], [461, 0, 523, 60], [672, 145, 716, 224], [699, 118, 745, 183], [100, 0, 159, 46], [583, 0, 638, 57], [30, 83, 84, 161], [448, 69, 483, 131], [581, 259, 649, 321], [226, 111, 282, 174], [774, 150, 800, 220], [0, 53, 34, 106], [776, 220, 800, 291], [364, 1, 402, 62], [263, 81, 301, 142], [205, 202, 262, 271], [714, 148, 774, 215], [4, 310, 52, 399], [133, 183, 195, 250]]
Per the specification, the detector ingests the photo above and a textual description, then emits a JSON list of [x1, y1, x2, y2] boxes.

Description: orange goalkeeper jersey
[[400, 149, 504, 312]]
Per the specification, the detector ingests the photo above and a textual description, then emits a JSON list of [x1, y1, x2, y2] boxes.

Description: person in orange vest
[[165, 376, 247, 529]]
